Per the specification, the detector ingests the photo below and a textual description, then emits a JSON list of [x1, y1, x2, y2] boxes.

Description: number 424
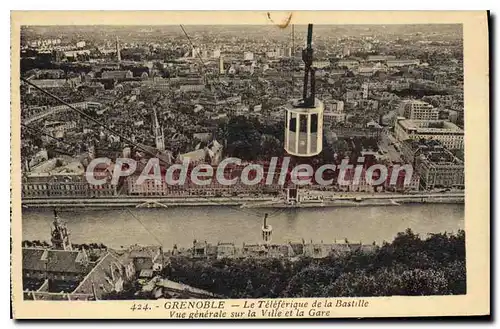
[[130, 303, 152, 311]]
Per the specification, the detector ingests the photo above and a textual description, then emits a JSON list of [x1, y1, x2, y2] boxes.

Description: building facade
[[394, 118, 464, 150], [400, 139, 464, 189], [22, 211, 132, 300], [399, 100, 440, 120]]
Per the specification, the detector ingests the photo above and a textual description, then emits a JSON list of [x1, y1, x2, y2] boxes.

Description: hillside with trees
[[167, 229, 465, 298]]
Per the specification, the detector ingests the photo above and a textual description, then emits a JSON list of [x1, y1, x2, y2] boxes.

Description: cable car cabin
[[283, 24, 323, 158], [284, 98, 324, 157]]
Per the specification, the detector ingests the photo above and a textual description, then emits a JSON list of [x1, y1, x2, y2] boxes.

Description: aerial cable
[[21, 77, 170, 166], [21, 54, 290, 220], [179, 25, 223, 102], [21, 122, 77, 149], [126, 209, 164, 248]]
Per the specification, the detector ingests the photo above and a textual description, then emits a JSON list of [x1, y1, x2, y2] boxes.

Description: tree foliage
[[220, 116, 284, 161]]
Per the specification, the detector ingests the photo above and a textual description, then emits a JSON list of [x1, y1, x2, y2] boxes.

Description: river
[[22, 204, 464, 249]]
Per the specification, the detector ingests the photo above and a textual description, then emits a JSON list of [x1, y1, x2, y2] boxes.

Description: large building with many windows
[[399, 100, 440, 121], [394, 118, 464, 150], [400, 139, 464, 190], [386, 59, 421, 67], [22, 157, 115, 199]]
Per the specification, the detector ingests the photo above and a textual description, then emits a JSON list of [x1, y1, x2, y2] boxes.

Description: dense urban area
[[20, 24, 465, 301], [21, 25, 464, 202]]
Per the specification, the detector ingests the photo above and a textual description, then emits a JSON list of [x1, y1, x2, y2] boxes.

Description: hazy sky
[[21, 24, 462, 42]]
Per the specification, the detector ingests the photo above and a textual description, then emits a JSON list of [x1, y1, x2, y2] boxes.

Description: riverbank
[[243, 197, 464, 208], [21, 193, 464, 209]]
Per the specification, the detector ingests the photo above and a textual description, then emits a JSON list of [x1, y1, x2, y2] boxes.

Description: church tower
[[51, 210, 72, 251], [362, 83, 369, 99], [153, 108, 165, 151], [219, 56, 224, 75], [116, 36, 121, 62]]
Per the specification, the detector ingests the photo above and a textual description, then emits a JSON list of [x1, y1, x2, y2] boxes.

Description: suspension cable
[[21, 77, 170, 165]]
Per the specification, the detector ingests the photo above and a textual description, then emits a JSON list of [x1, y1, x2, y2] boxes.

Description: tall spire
[[153, 108, 165, 151], [51, 209, 72, 251], [116, 36, 121, 62], [219, 56, 224, 75]]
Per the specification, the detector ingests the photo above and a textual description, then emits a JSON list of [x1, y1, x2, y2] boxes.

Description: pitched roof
[[178, 149, 206, 162], [139, 269, 154, 278], [44, 250, 87, 273], [23, 248, 47, 271], [73, 252, 124, 297], [157, 279, 219, 298], [23, 247, 90, 274]]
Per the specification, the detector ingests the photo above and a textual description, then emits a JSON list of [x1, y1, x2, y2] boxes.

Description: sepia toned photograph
[[10, 11, 489, 319]]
